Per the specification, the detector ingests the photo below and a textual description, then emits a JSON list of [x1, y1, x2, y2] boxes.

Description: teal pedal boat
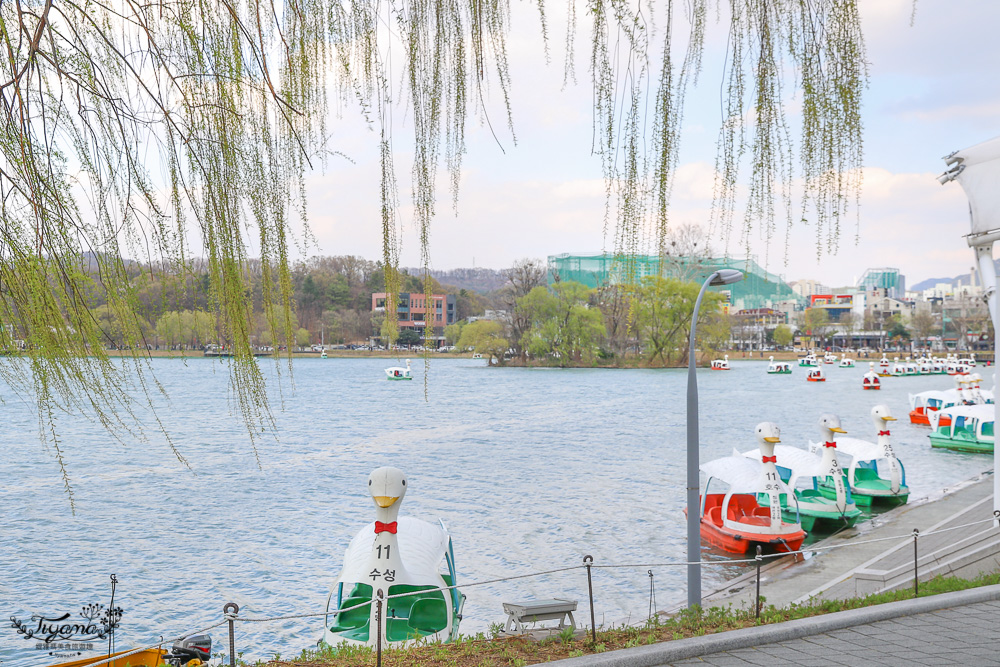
[[744, 414, 862, 532], [815, 405, 908, 508], [928, 404, 995, 453]]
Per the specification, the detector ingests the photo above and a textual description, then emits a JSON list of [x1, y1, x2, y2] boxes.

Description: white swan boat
[[740, 416, 861, 532], [862, 362, 881, 390], [698, 423, 806, 554], [838, 355, 855, 368], [711, 355, 731, 370], [928, 405, 995, 454], [323, 467, 464, 647], [814, 405, 908, 507], [799, 352, 818, 367], [767, 356, 792, 374], [385, 359, 413, 380]]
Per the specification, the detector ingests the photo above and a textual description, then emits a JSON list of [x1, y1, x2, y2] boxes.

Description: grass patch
[[260, 572, 1000, 667]]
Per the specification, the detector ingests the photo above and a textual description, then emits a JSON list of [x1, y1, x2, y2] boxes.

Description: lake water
[[0, 357, 992, 665]]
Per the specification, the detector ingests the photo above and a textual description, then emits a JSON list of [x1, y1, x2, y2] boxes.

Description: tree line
[[449, 263, 731, 367]]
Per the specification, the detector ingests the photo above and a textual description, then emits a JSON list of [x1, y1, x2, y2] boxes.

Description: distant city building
[[789, 279, 831, 298], [858, 268, 906, 300], [467, 309, 509, 324], [808, 293, 865, 322], [546, 252, 798, 311], [371, 292, 457, 340]]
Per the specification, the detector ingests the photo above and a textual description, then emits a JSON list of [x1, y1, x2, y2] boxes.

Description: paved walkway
[[552, 585, 1000, 667], [670, 598, 1000, 666]]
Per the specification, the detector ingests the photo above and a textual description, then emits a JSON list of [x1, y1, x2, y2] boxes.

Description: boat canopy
[[741, 445, 825, 485], [701, 454, 789, 494], [908, 390, 955, 410], [929, 404, 994, 429]]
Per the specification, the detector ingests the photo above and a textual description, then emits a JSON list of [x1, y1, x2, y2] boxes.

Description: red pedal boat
[[698, 424, 807, 555]]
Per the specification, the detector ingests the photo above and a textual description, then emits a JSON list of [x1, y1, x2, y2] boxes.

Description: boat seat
[[329, 596, 371, 632], [408, 597, 448, 634], [706, 505, 723, 526]]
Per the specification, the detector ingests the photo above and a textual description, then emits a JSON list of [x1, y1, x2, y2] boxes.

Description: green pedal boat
[[928, 404, 995, 453], [815, 405, 908, 508], [323, 467, 465, 648], [744, 413, 862, 532]]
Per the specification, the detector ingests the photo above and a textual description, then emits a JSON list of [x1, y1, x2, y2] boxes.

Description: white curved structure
[[323, 467, 464, 647]]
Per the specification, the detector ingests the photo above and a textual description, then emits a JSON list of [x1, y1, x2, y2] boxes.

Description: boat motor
[[165, 633, 212, 665]]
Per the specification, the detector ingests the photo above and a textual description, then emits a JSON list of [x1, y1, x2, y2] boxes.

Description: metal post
[[107, 574, 117, 659], [755, 545, 763, 619], [686, 272, 718, 609], [913, 529, 919, 597], [584, 555, 596, 643], [223, 602, 239, 667], [376, 590, 383, 667], [973, 243, 1000, 526], [647, 570, 656, 620]]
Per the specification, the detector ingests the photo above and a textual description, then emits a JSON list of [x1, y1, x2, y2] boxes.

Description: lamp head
[[710, 269, 744, 286]]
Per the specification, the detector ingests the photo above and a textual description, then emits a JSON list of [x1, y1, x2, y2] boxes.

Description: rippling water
[[0, 357, 991, 665]]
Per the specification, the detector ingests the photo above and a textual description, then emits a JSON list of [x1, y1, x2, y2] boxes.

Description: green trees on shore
[[459, 278, 728, 367]]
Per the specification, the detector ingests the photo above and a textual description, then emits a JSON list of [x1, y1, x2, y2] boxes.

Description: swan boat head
[[871, 404, 897, 434]]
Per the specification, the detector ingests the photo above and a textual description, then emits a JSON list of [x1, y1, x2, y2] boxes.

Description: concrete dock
[[551, 470, 1000, 666], [691, 469, 1000, 611]]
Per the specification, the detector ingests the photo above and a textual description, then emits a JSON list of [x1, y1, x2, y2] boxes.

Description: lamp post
[[687, 268, 744, 608], [939, 135, 1000, 525]]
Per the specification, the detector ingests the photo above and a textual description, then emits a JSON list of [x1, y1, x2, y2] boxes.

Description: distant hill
[[909, 258, 1000, 292], [401, 267, 509, 293]]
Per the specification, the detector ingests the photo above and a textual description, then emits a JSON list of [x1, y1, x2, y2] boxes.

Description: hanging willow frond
[[0, 0, 867, 503]]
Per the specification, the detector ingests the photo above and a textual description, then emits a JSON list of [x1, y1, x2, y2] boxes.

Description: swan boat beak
[[374, 496, 399, 508]]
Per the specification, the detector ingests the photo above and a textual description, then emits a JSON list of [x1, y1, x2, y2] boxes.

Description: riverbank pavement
[[548, 469, 1000, 666], [549, 584, 1000, 666], [691, 469, 1000, 611]]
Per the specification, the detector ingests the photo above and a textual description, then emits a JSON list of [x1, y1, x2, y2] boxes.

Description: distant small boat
[[799, 353, 818, 367], [767, 356, 792, 374], [471, 353, 483, 359], [823, 353, 838, 365], [838, 355, 855, 368], [807, 367, 826, 382], [385, 359, 413, 380], [710, 355, 731, 370], [862, 363, 880, 390], [321, 350, 328, 359]]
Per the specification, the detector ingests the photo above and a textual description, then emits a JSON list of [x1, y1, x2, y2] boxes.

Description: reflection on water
[[0, 357, 989, 665]]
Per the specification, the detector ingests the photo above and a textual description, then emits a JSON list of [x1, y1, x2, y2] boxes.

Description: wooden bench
[[502, 598, 578, 634]]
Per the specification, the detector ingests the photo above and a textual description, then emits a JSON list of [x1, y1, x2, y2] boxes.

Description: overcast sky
[[301, 0, 1000, 288]]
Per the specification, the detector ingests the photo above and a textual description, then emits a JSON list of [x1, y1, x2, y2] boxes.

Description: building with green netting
[[546, 252, 801, 310], [857, 268, 905, 300]]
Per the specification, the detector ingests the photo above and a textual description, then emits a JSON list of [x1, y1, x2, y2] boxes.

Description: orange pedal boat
[[698, 423, 807, 555]]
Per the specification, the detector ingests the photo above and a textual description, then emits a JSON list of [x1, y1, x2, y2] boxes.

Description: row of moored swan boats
[[697, 407, 907, 554]]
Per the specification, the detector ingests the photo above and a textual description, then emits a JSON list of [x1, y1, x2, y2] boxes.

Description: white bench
[[502, 598, 578, 634]]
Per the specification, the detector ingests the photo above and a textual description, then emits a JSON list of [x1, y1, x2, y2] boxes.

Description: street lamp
[[939, 135, 1000, 525], [687, 268, 744, 608]]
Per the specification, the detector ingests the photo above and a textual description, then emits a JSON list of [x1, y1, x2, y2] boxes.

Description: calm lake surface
[[0, 357, 991, 665]]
